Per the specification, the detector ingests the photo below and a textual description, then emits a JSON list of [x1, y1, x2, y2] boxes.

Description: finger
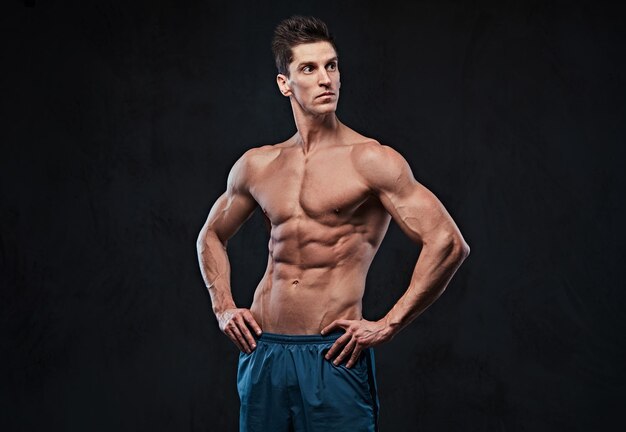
[[236, 316, 257, 351], [321, 319, 349, 335], [243, 311, 263, 336], [230, 323, 251, 353], [345, 346, 363, 369], [225, 327, 244, 352], [325, 333, 351, 360], [334, 339, 356, 365]]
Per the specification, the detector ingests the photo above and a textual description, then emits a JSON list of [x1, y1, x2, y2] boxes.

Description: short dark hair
[[271, 15, 338, 77]]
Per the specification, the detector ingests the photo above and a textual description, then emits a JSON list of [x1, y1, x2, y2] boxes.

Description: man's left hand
[[321, 318, 395, 368]]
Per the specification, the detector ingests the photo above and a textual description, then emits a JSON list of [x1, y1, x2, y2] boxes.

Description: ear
[[276, 74, 292, 97]]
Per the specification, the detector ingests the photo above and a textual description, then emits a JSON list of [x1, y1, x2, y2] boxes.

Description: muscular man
[[197, 15, 470, 432]]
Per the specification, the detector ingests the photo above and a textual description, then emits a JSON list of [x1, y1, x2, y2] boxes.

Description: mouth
[[317, 92, 335, 98]]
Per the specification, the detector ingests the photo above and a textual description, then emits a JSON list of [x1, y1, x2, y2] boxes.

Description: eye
[[302, 65, 313, 73], [327, 62, 337, 71]]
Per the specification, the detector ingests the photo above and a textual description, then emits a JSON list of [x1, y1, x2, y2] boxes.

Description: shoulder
[[240, 141, 288, 166], [339, 124, 408, 170], [351, 139, 407, 170], [238, 142, 280, 162], [351, 140, 415, 192], [227, 143, 282, 192]]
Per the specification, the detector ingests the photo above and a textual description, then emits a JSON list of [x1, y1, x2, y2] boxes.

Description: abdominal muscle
[[249, 226, 376, 335]]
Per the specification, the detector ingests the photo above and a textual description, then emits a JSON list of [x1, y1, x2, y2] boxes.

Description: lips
[[317, 92, 335, 98]]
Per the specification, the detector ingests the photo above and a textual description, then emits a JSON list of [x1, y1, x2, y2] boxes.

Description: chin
[[314, 104, 338, 115]]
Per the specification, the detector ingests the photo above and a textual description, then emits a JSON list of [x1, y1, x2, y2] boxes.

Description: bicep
[[198, 150, 259, 245], [360, 144, 459, 245], [201, 189, 258, 245], [378, 179, 456, 245]]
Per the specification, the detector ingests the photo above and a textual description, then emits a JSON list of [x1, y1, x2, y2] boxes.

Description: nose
[[318, 68, 331, 86]]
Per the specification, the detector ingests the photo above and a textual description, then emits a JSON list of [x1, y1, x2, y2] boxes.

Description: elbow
[[196, 231, 207, 253], [196, 225, 209, 249], [457, 238, 470, 260], [196, 226, 227, 252], [433, 231, 470, 262], [451, 235, 470, 262]]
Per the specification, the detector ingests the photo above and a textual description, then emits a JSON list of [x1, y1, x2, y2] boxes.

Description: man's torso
[[246, 127, 392, 334]]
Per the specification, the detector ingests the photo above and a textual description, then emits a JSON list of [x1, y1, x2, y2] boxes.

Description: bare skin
[[197, 41, 470, 369]]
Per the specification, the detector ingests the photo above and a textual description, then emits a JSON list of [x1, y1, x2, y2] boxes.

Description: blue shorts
[[237, 330, 380, 432]]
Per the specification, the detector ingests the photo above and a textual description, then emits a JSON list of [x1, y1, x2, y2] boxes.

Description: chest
[[251, 148, 371, 224]]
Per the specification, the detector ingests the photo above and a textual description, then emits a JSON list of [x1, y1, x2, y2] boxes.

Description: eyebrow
[[296, 56, 339, 69]]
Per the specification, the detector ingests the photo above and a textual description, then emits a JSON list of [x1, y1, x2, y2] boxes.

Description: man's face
[[277, 41, 340, 115]]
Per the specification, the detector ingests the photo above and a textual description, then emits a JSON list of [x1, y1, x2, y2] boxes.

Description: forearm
[[383, 233, 470, 336], [196, 228, 237, 315]]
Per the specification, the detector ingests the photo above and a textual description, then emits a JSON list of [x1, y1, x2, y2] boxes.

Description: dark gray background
[[2, 0, 625, 431]]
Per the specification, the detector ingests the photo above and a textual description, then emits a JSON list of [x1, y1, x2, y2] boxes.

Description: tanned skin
[[197, 41, 470, 369]]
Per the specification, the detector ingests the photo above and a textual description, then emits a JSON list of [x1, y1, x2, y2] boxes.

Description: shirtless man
[[196, 15, 470, 432]]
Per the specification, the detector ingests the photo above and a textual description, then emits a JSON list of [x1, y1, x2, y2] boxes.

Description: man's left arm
[[322, 143, 470, 367]]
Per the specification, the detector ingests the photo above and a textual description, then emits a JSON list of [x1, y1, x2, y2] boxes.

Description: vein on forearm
[[197, 229, 235, 313], [386, 234, 467, 331]]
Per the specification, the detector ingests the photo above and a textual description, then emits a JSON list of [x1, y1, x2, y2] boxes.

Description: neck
[[290, 101, 341, 153]]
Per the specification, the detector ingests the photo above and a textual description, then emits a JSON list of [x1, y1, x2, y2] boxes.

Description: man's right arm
[[196, 150, 263, 353]]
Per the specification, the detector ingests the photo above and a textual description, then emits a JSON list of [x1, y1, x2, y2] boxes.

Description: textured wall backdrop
[[1, 0, 624, 431]]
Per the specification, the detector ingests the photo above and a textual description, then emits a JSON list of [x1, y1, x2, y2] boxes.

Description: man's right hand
[[216, 308, 263, 354]]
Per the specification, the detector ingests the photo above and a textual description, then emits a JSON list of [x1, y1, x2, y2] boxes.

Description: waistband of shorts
[[257, 330, 346, 344]]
